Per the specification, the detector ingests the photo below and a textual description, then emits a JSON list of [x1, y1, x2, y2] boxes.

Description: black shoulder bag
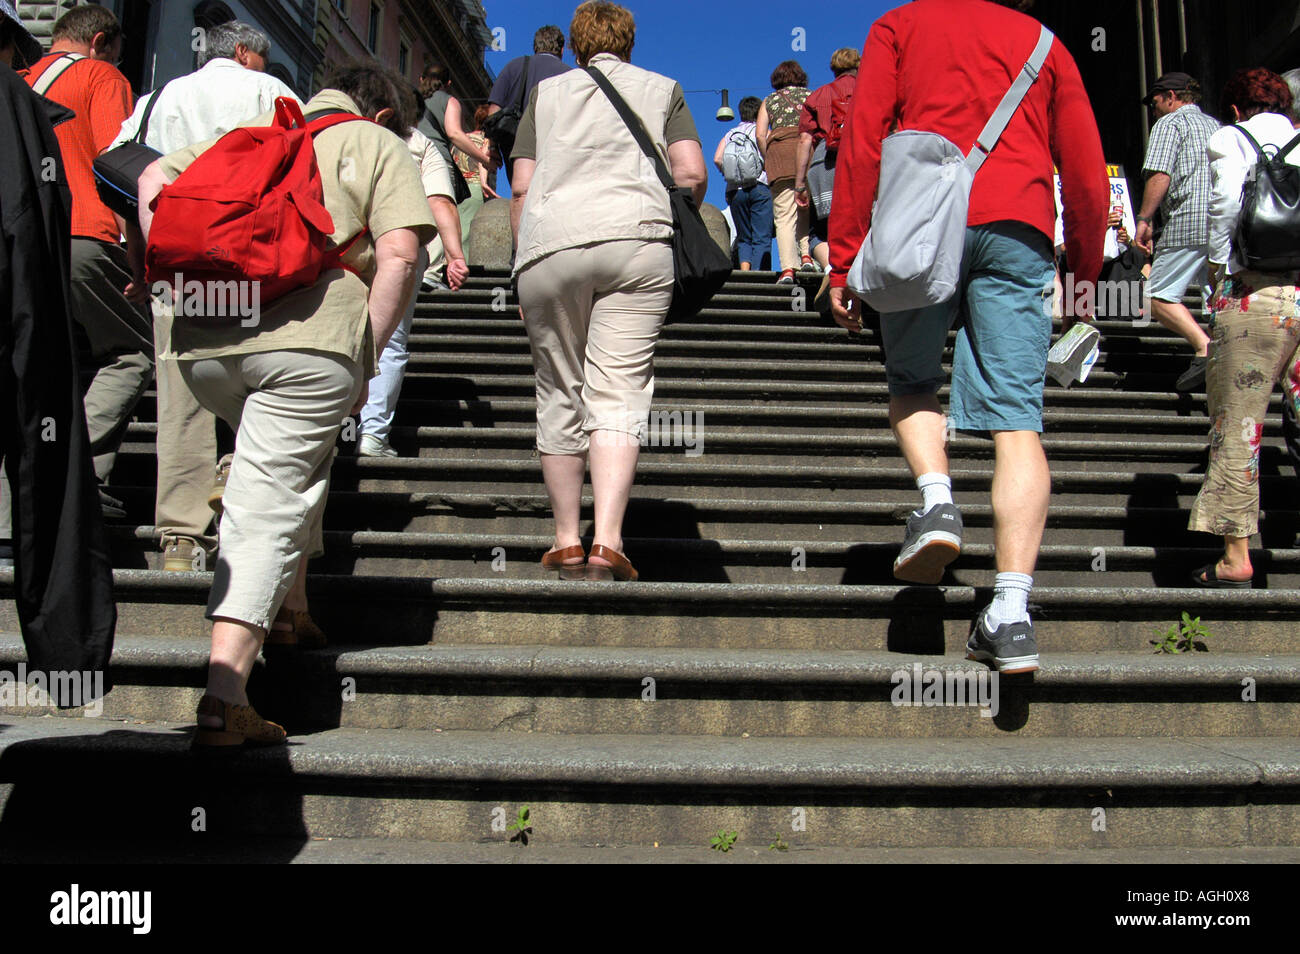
[[422, 96, 473, 205], [1233, 123, 1300, 272], [92, 84, 167, 220], [584, 66, 730, 323], [482, 55, 531, 163]]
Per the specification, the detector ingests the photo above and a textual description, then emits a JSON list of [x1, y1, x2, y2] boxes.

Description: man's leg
[[68, 239, 154, 484], [951, 222, 1055, 672], [153, 295, 218, 566], [1146, 246, 1211, 391], [990, 430, 1050, 575], [880, 289, 962, 584]]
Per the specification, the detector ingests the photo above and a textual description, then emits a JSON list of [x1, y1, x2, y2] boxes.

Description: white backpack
[[722, 127, 763, 190], [848, 25, 1054, 313]]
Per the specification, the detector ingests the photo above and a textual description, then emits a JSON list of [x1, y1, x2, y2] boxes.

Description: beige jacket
[[514, 53, 679, 273]]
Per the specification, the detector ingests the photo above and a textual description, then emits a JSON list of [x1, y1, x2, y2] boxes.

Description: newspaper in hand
[[1047, 322, 1100, 388]]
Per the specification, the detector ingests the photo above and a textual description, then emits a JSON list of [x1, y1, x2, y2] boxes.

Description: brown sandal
[[264, 607, 327, 648], [193, 694, 287, 748], [585, 544, 638, 581], [542, 544, 586, 580]]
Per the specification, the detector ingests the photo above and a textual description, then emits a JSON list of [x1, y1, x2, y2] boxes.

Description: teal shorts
[[879, 221, 1056, 433]]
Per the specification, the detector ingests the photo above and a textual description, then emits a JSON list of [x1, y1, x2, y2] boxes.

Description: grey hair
[[197, 21, 271, 66], [1283, 69, 1300, 123]]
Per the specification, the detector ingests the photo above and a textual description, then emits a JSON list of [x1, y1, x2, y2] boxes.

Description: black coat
[[0, 62, 115, 692]]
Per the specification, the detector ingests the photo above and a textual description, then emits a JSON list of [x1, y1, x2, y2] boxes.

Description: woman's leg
[[519, 252, 598, 561], [184, 351, 361, 713], [770, 181, 798, 273], [1189, 275, 1300, 577], [582, 241, 674, 565]]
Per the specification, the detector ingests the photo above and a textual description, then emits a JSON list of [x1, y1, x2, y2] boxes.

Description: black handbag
[[1233, 124, 1300, 272], [482, 55, 530, 164], [92, 84, 165, 220], [584, 66, 731, 323], [422, 97, 473, 205]]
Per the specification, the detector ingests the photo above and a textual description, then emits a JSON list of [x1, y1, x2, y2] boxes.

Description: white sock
[[916, 473, 952, 513], [986, 572, 1033, 627]]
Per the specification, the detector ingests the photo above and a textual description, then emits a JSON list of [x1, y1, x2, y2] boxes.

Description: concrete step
[[6, 569, 1297, 651], [4, 636, 1293, 739], [0, 715, 1294, 848], [107, 526, 1300, 588], [114, 402, 1268, 436]]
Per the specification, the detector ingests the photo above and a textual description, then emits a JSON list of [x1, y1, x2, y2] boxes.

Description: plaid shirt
[[1143, 103, 1220, 251]]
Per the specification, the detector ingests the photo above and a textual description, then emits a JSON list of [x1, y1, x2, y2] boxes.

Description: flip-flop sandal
[[1191, 564, 1252, 589]]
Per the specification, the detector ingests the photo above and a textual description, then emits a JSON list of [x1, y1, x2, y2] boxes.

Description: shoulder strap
[[1232, 123, 1266, 160], [32, 52, 86, 97], [134, 83, 168, 144], [966, 24, 1054, 173], [584, 65, 674, 192], [1278, 131, 1300, 162], [776, 88, 798, 113]]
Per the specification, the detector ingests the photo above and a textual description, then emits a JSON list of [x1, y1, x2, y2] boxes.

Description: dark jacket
[[0, 62, 115, 692]]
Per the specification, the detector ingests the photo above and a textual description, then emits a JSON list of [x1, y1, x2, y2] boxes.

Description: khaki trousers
[[153, 295, 218, 553], [770, 181, 810, 273], [1189, 271, 1300, 538], [517, 239, 674, 455], [68, 238, 154, 482], [180, 350, 362, 629]]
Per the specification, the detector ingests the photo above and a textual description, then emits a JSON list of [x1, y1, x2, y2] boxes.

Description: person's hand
[[124, 273, 151, 304], [481, 180, 500, 200], [1133, 218, 1154, 255], [517, 305, 525, 322], [1116, 226, 1131, 247], [793, 185, 809, 209], [830, 286, 861, 333], [1107, 208, 1123, 229], [1058, 273, 1095, 335], [350, 379, 369, 417], [446, 256, 469, 290]]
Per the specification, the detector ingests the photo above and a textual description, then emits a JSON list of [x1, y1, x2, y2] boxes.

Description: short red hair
[[1220, 68, 1293, 120]]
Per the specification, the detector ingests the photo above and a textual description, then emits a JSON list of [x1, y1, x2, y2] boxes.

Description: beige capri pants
[[517, 239, 674, 455], [180, 349, 363, 629], [1188, 270, 1300, 539]]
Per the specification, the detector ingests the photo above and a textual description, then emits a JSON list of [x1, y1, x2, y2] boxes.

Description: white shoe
[[359, 433, 398, 458]]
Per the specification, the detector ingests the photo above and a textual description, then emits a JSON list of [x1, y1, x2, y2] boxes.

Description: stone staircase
[[2, 269, 1299, 859]]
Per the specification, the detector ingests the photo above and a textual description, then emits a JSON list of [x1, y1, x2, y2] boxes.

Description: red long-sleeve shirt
[[829, 0, 1109, 289]]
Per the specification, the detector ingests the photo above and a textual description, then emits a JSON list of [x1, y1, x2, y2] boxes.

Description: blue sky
[[480, 0, 895, 209]]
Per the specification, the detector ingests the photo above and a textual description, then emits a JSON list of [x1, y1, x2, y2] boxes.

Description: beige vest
[[514, 53, 677, 273]]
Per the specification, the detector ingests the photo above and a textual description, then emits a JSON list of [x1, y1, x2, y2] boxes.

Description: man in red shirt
[[24, 5, 148, 516], [794, 47, 859, 272], [829, 0, 1108, 673]]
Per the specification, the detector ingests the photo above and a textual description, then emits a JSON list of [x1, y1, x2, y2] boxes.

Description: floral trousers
[[1188, 270, 1300, 538]]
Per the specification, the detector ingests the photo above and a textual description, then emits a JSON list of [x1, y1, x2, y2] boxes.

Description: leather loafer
[[585, 544, 637, 581]]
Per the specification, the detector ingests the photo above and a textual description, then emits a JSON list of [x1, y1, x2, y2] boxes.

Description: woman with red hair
[[1189, 68, 1300, 587]]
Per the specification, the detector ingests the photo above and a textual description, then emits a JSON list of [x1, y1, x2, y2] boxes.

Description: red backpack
[[824, 74, 857, 155], [146, 98, 369, 316]]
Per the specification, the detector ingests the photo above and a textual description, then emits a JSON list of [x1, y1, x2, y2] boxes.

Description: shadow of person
[[0, 722, 306, 862]]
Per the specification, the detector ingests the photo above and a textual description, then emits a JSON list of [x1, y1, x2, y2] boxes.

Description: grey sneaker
[[893, 502, 962, 584], [359, 433, 399, 458], [966, 608, 1039, 674], [163, 536, 206, 572]]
